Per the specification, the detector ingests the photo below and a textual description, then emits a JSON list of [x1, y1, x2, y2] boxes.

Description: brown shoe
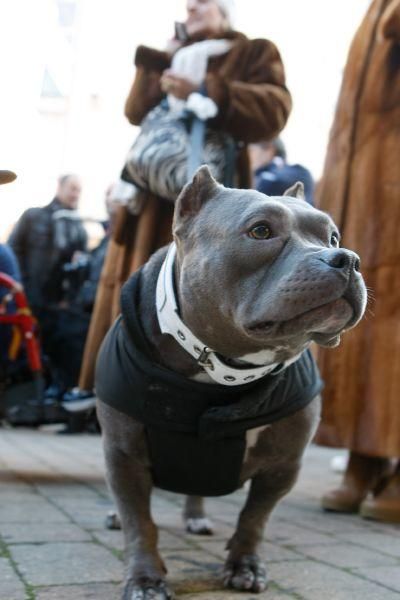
[[360, 463, 400, 523], [322, 452, 392, 513]]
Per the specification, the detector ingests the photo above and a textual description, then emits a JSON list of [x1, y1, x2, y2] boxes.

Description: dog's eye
[[330, 232, 340, 247], [249, 224, 271, 240]]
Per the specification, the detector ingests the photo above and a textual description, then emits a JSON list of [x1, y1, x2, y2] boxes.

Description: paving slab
[[0, 557, 26, 600], [10, 541, 122, 586], [353, 565, 400, 593], [335, 530, 400, 558], [294, 541, 400, 568], [0, 498, 70, 524], [265, 519, 334, 546], [36, 583, 121, 599], [0, 522, 92, 544], [179, 591, 292, 600], [269, 560, 400, 600], [164, 549, 221, 580], [35, 482, 105, 501], [89, 528, 125, 552], [193, 538, 303, 563]]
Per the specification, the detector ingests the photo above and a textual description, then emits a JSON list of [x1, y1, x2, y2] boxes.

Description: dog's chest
[[244, 425, 270, 462], [190, 352, 276, 466]]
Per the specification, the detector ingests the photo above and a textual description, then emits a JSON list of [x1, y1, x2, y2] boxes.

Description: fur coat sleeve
[[380, 0, 400, 40], [124, 45, 170, 126], [205, 38, 292, 142], [124, 34, 291, 143]]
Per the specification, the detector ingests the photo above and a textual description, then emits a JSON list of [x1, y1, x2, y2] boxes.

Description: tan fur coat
[[315, 0, 400, 457]]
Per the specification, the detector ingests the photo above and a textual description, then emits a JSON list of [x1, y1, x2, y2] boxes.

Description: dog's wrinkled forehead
[[173, 166, 337, 243]]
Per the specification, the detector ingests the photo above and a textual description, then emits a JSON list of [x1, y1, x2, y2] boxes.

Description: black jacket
[[96, 267, 323, 497], [9, 199, 87, 309]]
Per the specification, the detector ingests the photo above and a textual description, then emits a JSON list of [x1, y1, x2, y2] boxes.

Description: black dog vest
[[96, 268, 323, 497]]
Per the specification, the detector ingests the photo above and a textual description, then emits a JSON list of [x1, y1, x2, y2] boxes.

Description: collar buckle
[[197, 347, 215, 371]]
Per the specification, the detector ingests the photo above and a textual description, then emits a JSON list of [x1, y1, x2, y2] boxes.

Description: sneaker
[[44, 384, 65, 402], [62, 388, 96, 412]]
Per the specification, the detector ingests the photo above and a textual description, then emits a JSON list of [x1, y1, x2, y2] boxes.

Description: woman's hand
[[160, 70, 198, 99]]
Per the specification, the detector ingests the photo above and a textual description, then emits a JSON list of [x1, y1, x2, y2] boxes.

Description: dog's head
[[173, 166, 367, 362]]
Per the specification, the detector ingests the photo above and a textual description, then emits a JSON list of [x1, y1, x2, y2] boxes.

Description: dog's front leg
[[98, 401, 173, 600], [224, 398, 320, 593], [224, 462, 300, 593]]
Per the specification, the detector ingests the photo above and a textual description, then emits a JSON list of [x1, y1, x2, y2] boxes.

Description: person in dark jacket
[[8, 174, 87, 397], [250, 139, 315, 205], [43, 186, 118, 401], [8, 174, 87, 311]]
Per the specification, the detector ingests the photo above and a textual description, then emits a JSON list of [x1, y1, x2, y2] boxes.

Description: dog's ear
[[174, 165, 219, 225], [283, 181, 305, 201]]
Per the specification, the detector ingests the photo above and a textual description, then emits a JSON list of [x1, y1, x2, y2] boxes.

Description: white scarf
[[168, 39, 232, 119]]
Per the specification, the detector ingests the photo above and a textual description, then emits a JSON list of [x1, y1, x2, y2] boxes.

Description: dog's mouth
[[246, 297, 355, 340]]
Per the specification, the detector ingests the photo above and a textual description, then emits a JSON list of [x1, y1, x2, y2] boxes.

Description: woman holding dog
[[316, 0, 400, 523], [64, 0, 292, 409]]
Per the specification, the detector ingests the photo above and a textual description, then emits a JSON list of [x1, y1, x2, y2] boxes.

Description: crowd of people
[[0, 175, 118, 412], [1, 0, 399, 523]]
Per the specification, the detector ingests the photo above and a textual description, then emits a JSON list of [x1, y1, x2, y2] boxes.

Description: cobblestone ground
[[0, 428, 399, 600]]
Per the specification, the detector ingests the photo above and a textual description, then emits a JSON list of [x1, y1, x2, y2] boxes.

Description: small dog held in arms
[[96, 166, 367, 599]]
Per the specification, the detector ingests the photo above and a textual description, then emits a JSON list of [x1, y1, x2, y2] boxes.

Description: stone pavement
[[0, 428, 399, 600]]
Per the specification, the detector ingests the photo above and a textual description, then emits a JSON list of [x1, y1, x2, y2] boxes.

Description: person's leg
[[322, 451, 392, 513], [78, 238, 122, 392], [37, 306, 66, 399], [360, 459, 400, 523], [49, 308, 89, 390]]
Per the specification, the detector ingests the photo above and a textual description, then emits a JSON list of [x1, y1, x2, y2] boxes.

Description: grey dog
[[96, 166, 367, 599]]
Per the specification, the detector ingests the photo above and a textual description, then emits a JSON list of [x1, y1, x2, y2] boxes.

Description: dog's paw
[[105, 511, 121, 530], [223, 554, 268, 593], [123, 578, 174, 600], [185, 517, 214, 535]]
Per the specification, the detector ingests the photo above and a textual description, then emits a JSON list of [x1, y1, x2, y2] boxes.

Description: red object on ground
[[0, 273, 42, 373]]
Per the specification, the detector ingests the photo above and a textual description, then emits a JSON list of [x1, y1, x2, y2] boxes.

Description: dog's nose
[[318, 249, 361, 273]]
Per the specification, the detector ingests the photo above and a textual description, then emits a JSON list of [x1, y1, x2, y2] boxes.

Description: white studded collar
[[156, 244, 299, 387]]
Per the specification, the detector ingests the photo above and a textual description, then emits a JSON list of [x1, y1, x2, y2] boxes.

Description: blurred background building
[[0, 0, 370, 239]]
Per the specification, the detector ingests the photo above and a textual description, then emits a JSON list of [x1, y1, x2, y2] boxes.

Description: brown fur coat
[[126, 31, 291, 158], [315, 0, 400, 457], [78, 31, 291, 390]]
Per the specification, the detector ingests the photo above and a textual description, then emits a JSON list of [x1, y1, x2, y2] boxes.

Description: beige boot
[[322, 452, 391, 513], [360, 462, 400, 523]]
